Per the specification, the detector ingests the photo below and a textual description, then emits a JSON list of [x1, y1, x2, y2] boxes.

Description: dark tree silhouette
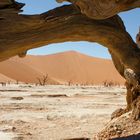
[[37, 73, 49, 86], [0, 0, 140, 120]]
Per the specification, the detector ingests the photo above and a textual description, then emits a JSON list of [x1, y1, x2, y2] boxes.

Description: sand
[[0, 84, 126, 140], [0, 132, 14, 140], [0, 51, 125, 84]]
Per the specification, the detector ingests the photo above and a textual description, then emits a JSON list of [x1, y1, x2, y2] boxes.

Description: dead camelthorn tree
[[37, 73, 49, 86], [1, 0, 140, 120], [68, 80, 72, 86]]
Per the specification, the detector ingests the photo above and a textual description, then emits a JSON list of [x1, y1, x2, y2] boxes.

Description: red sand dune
[[0, 73, 15, 83], [0, 51, 125, 85]]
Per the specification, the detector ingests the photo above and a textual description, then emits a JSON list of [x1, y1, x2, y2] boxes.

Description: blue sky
[[17, 0, 140, 59]]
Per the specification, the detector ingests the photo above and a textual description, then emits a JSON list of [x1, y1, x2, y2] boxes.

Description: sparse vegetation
[[103, 80, 120, 87], [68, 80, 72, 86], [0, 82, 6, 86], [7, 81, 11, 85], [16, 80, 19, 85], [37, 73, 49, 86]]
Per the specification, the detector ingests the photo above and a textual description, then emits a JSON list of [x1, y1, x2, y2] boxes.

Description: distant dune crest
[[0, 51, 125, 85]]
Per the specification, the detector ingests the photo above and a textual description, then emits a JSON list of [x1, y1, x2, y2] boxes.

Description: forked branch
[[56, 0, 140, 19]]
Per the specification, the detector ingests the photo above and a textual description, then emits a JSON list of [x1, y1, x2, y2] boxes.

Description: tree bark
[[57, 0, 140, 19], [0, 1, 140, 120], [0, 5, 140, 71]]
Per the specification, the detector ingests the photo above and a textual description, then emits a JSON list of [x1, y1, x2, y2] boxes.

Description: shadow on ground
[[113, 133, 140, 140], [64, 138, 90, 140]]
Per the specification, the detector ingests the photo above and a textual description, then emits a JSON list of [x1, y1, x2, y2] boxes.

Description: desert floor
[[0, 84, 126, 140]]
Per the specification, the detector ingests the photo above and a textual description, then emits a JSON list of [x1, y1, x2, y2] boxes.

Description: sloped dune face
[[0, 59, 43, 83], [0, 73, 15, 83], [0, 51, 125, 85]]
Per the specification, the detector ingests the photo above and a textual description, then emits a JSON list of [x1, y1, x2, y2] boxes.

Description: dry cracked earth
[[0, 84, 126, 140]]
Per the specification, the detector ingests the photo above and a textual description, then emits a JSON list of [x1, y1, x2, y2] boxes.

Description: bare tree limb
[[0, 5, 140, 73], [56, 0, 140, 19]]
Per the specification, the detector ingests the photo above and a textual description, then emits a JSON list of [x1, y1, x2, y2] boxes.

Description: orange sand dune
[[0, 51, 125, 85], [0, 73, 15, 83]]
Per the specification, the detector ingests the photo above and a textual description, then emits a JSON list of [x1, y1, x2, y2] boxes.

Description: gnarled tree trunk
[[0, 0, 140, 120]]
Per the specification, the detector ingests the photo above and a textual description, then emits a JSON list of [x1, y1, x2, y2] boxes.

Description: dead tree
[[0, 82, 6, 87], [68, 80, 72, 86], [0, 0, 140, 120], [37, 74, 49, 86]]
